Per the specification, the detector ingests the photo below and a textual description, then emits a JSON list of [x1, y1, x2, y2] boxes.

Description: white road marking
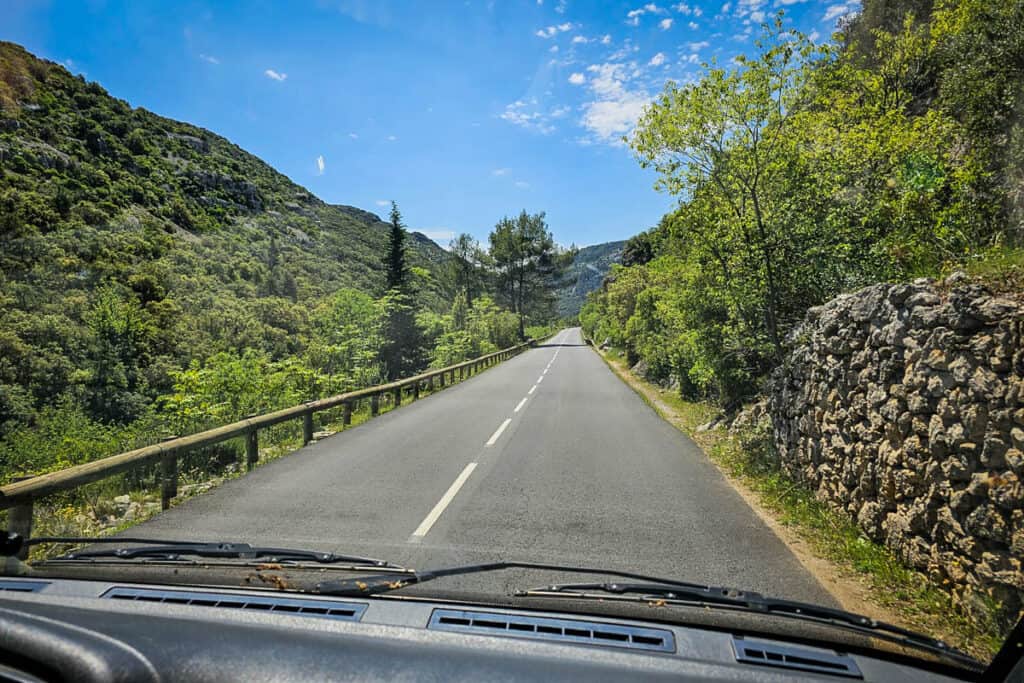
[[486, 418, 513, 446], [537, 375, 544, 383], [410, 462, 477, 539], [528, 385, 537, 395], [514, 397, 527, 413], [542, 368, 547, 375]]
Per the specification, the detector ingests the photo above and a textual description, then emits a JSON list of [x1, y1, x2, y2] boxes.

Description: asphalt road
[[125, 328, 834, 606]]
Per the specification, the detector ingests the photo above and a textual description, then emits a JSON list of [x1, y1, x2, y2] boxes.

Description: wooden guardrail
[[0, 340, 534, 556]]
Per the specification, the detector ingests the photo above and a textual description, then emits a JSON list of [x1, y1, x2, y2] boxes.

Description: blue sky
[[5, 1, 857, 247]]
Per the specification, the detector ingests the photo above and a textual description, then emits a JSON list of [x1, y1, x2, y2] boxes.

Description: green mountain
[[555, 241, 625, 318], [0, 41, 451, 427]]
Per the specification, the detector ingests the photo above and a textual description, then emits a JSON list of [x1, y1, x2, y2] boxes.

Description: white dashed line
[[514, 397, 527, 413], [536, 375, 544, 383], [486, 418, 513, 446], [410, 462, 477, 539], [528, 385, 537, 395]]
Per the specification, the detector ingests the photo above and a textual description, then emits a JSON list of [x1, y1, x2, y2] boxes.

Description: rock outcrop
[[769, 276, 1023, 620]]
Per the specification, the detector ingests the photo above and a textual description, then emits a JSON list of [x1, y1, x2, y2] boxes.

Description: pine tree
[[384, 201, 409, 292]]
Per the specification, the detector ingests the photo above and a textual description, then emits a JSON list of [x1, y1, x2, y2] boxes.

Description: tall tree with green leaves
[[447, 233, 490, 305], [379, 201, 426, 380], [489, 210, 567, 339]]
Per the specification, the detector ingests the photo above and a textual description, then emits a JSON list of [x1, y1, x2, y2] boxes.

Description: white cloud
[[199, 53, 219, 64], [688, 20, 699, 28], [687, 40, 710, 51], [823, 0, 859, 21], [626, 3, 667, 25], [579, 62, 651, 144], [492, 167, 510, 176], [721, 1, 731, 11], [499, 99, 556, 134], [555, 0, 568, 13], [348, 132, 359, 139], [659, 17, 674, 29], [421, 229, 455, 241], [649, 52, 666, 66], [572, 35, 589, 43], [601, 34, 612, 44], [673, 2, 694, 14], [808, 29, 821, 42], [264, 69, 287, 81], [386, 135, 398, 141], [375, 200, 390, 206], [315, 155, 325, 175], [776, 0, 809, 4], [551, 105, 571, 118], [535, 22, 575, 38], [569, 72, 586, 84], [686, 53, 700, 63], [750, 9, 766, 21], [550, 45, 560, 52], [514, 180, 530, 188]]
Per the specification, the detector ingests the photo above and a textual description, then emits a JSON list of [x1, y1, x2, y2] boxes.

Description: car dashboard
[[0, 576, 970, 681]]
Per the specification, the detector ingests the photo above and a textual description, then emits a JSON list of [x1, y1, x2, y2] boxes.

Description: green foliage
[[586, 3, 1017, 407]]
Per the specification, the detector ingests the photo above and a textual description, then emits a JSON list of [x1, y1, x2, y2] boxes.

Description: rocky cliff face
[[769, 276, 1023, 620]]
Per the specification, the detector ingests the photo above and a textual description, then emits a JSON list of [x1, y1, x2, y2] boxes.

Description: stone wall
[[768, 276, 1024, 619]]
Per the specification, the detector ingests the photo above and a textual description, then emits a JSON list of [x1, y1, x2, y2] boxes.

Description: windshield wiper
[[8, 535, 406, 570], [316, 560, 982, 670]]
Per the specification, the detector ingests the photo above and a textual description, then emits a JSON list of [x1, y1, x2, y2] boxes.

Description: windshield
[[1, 0, 1021, 670]]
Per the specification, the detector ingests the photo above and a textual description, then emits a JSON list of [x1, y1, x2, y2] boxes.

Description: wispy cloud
[[514, 180, 530, 189], [315, 155, 325, 175], [348, 132, 359, 139], [579, 62, 651, 144], [688, 20, 699, 28], [535, 22, 575, 38], [687, 40, 710, 51], [554, 0, 568, 13], [375, 200, 390, 207], [569, 72, 586, 84], [199, 53, 219, 64], [674, 2, 703, 15], [649, 52, 666, 66], [659, 17, 674, 29], [572, 35, 589, 44], [492, 167, 510, 176], [823, 0, 859, 21], [499, 98, 558, 134], [386, 135, 398, 141], [264, 69, 287, 81], [626, 3, 667, 26], [601, 34, 612, 44]]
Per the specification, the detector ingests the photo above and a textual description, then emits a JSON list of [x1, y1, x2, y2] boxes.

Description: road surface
[[126, 328, 834, 605]]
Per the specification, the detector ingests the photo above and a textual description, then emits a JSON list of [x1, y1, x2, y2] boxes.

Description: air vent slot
[[428, 609, 675, 653], [0, 580, 49, 593], [732, 636, 862, 678], [103, 587, 366, 622]]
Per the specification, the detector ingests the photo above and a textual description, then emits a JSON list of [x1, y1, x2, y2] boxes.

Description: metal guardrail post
[[245, 429, 259, 471], [9, 476, 33, 560], [393, 386, 402, 406], [413, 381, 420, 400], [302, 410, 314, 445], [160, 436, 179, 511], [370, 393, 380, 416], [342, 401, 352, 427]]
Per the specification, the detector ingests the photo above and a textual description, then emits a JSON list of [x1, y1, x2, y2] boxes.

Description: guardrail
[[0, 340, 534, 557]]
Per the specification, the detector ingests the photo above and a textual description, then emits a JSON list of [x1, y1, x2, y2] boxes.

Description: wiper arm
[[317, 560, 980, 670], [19, 536, 405, 569], [523, 581, 981, 669]]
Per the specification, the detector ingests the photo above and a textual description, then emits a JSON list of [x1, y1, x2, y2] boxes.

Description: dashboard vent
[[428, 609, 675, 653], [0, 580, 49, 593], [103, 587, 366, 622], [732, 636, 863, 679]]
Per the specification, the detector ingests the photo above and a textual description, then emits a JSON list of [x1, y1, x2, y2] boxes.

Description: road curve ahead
[[126, 328, 834, 605]]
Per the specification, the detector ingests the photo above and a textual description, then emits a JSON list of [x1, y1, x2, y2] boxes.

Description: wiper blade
[[523, 581, 981, 669], [316, 560, 980, 670], [22, 536, 405, 569]]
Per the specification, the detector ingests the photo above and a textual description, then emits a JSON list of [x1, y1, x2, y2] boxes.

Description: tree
[[631, 17, 821, 359], [447, 233, 490, 305], [379, 202, 426, 380], [488, 210, 567, 339], [384, 201, 410, 292]]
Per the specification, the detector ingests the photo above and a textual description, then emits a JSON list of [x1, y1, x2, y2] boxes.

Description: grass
[[944, 246, 1024, 294], [595, 346, 1006, 661]]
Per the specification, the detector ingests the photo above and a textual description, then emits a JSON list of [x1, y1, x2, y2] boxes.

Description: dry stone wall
[[768, 276, 1024, 619]]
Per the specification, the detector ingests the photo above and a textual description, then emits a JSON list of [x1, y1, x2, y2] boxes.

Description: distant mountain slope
[[555, 240, 625, 317], [0, 41, 451, 425]]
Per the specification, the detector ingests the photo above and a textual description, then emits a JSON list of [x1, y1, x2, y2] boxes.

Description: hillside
[[0, 41, 452, 429], [555, 240, 625, 317]]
